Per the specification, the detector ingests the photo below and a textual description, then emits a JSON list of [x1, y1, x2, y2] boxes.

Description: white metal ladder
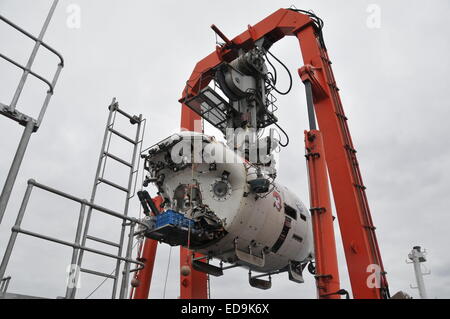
[[76, 98, 145, 299]]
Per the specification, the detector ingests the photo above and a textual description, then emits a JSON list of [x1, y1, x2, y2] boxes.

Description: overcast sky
[[1, 0, 449, 299]]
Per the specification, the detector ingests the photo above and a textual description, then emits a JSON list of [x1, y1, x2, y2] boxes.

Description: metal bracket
[[192, 260, 223, 277], [248, 271, 272, 290], [298, 65, 328, 103], [234, 239, 265, 268], [288, 261, 304, 283]]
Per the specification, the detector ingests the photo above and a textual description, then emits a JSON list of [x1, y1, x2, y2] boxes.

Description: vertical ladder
[[76, 98, 145, 299]]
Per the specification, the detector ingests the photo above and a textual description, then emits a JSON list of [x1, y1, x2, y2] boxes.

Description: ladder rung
[[98, 177, 128, 193], [86, 235, 121, 248], [109, 128, 136, 144], [104, 152, 132, 168], [80, 268, 116, 279], [115, 108, 140, 124]]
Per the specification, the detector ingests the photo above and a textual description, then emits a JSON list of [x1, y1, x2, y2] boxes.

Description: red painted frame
[[135, 8, 388, 299]]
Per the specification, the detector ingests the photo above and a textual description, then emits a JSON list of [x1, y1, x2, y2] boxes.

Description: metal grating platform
[[184, 87, 230, 133]]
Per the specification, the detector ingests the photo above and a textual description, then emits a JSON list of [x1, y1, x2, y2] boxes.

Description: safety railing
[[0, 2, 64, 129], [0, 0, 64, 225], [0, 179, 147, 299], [0, 276, 11, 295]]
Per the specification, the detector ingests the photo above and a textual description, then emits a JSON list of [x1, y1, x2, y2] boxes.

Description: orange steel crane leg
[[179, 106, 209, 299], [296, 29, 389, 298], [132, 239, 158, 299], [305, 129, 340, 298], [133, 109, 209, 299], [179, 250, 208, 299], [132, 196, 163, 299], [179, 8, 389, 299]]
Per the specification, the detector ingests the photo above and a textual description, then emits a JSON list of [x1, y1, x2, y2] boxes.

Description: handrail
[[0, 14, 64, 66], [0, 53, 54, 93], [28, 179, 146, 227], [0, 276, 11, 293], [0, 179, 148, 299]]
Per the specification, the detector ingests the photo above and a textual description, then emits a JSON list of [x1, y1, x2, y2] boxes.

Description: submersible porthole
[[211, 179, 232, 201]]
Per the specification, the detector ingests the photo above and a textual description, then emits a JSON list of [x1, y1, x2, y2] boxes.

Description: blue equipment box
[[155, 210, 194, 229]]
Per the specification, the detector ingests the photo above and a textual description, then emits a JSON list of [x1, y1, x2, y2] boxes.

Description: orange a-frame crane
[[133, 8, 389, 299]]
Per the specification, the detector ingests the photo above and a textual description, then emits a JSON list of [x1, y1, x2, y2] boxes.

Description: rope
[[162, 246, 173, 299], [84, 268, 116, 299], [84, 240, 140, 299]]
